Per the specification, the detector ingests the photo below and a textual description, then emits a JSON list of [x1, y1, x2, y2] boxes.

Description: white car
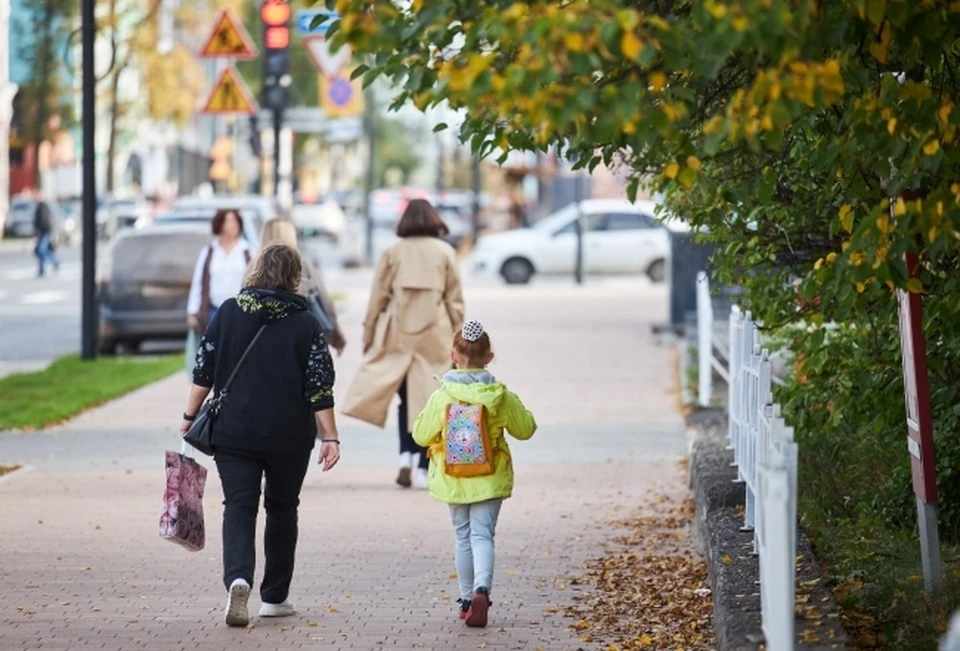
[[472, 199, 674, 285]]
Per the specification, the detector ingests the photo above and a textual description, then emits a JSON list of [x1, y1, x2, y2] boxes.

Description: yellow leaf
[[851, 251, 865, 267], [721, 554, 732, 563], [687, 155, 702, 171], [307, 620, 319, 627], [877, 213, 891, 233], [906, 278, 923, 294], [621, 31, 642, 60], [893, 197, 907, 217], [814, 258, 824, 270], [639, 634, 654, 645], [937, 200, 944, 216], [649, 71, 667, 93], [707, 2, 728, 19], [622, 121, 637, 135], [924, 140, 941, 156], [826, 252, 837, 264], [732, 16, 748, 31], [928, 226, 939, 242], [839, 204, 854, 233], [664, 162, 680, 179], [677, 167, 698, 189], [870, 21, 891, 64], [761, 114, 774, 131], [856, 282, 866, 293], [887, 118, 897, 135], [564, 32, 586, 53]]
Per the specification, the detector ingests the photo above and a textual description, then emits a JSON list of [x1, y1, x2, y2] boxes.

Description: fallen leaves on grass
[[565, 496, 716, 650]]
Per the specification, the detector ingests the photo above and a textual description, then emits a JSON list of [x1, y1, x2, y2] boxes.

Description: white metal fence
[[697, 274, 800, 650]]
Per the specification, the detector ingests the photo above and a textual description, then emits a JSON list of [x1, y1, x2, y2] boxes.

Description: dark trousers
[[214, 446, 311, 604], [397, 379, 429, 470]]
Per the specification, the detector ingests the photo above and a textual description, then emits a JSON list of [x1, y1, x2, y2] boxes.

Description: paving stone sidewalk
[[0, 280, 689, 651]]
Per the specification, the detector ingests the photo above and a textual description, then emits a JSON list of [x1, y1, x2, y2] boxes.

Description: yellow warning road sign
[[203, 68, 258, 115], [200, 9, 257, 59]]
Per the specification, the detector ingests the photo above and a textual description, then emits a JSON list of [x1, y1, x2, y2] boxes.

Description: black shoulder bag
[[183, 325, 268, 456]]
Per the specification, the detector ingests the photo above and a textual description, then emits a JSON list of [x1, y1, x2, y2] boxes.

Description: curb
[[688, 411, 851, 650], [0, 465, 35, 485]]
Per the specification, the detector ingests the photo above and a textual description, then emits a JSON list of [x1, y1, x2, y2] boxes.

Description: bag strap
[[219, 324, 268, 397]]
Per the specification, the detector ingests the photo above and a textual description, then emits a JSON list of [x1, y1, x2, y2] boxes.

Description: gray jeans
[[449, 499, 503, 600]]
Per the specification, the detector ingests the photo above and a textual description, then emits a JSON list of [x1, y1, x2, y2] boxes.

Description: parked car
[[97, 223, 211, 354], [148, 208, 262, 249], [291, 199, 347, 241], [170, 195, 276, 233], [99, 198, 152, 240], [471, 199, 675, 285], [4, 197, 78, 246]]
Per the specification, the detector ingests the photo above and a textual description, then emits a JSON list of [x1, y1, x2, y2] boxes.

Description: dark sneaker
[[458, 598, 471, 620], [465, 587, 490, 628], [396, 467, 412, 488]]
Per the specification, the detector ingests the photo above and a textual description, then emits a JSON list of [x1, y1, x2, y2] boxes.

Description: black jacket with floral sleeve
[[193, 287, 335, 453]]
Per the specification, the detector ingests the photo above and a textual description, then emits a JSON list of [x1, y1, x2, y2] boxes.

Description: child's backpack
[[442, 401, 495, 477]]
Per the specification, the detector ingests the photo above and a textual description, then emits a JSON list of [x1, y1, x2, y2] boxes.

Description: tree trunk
[[105, 65, 120, 193], [31, 0, 55, 184]]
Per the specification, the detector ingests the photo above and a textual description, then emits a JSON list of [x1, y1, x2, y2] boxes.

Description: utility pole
[[470, 156, 481, 246], [0, 0, 17, 234], [362, 84, 375, 266], [81, 0, 97, 359]]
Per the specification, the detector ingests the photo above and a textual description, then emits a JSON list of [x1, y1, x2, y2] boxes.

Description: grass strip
[[0, 354, 183, 431]]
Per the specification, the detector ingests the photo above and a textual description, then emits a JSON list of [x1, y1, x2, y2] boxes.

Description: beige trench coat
[[342, 236, 465, 432]]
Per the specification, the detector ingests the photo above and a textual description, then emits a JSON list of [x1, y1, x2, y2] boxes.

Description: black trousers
[[397, 378, 429, 470], [214, 446, 311, 604]]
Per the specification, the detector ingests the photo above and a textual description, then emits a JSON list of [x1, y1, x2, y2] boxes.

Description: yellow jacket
[[412, 370, 537, 505]]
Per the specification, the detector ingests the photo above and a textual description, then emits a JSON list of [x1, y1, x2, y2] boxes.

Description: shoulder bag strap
[[219, 324, 268, 397]]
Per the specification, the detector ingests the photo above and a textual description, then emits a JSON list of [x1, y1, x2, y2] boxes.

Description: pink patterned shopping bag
[[159, 446, 207, 552]]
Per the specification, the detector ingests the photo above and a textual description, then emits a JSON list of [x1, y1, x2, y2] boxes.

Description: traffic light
[[261, 0, 290, 111]]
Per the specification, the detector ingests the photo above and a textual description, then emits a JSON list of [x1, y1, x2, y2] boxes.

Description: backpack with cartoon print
[[442, 401, 494, 477]]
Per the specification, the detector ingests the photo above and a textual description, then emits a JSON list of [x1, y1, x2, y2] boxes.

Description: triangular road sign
[[304, 36, 351, 76], [200, 9, 257, 59], [203, 68, 258, 115]]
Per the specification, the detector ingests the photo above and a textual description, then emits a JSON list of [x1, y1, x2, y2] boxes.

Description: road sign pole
[[471, 156, 481, 247], [898, 245, 942, 593], [81, 0, 97, 360], [363, 82, 375, 266]]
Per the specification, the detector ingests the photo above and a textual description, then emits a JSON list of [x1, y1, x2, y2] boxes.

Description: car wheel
[[647, 259, 666, 283], [501, 257, 534, 285]]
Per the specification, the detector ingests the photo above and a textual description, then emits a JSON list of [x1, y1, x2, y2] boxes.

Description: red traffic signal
[[265, 26, 290, 49], [260, 1, 291, 27]]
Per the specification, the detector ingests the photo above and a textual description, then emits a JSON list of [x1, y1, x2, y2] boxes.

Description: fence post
[[697, 272, 713, 407]]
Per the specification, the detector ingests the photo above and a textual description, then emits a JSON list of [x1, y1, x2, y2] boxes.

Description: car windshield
[[531, 205, 579, 233], [154, 210, 260, 245], [111, 231, 211, 282]]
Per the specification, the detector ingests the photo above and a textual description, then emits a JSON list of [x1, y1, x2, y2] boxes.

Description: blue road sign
[[296, 10, 339, 35]]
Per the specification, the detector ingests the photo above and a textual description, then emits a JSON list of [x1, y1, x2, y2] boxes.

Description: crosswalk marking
[[0, 262, 82, 282], [21, 290, 69, 305]]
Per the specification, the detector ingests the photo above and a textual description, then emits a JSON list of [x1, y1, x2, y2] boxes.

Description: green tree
[[16, 0, 77, 178], [373, 112, 423, 186], [322, 0, 960, 642]]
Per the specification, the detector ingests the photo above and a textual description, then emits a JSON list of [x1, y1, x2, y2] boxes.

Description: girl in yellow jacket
[[412, 320, 537, 628]]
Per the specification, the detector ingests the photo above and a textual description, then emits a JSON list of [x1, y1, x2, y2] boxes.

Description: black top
[[34, 202, 52, 234], [192, 287, 336, 454]]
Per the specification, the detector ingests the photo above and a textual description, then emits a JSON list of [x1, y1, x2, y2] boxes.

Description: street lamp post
[[81, 0, 97, 359]]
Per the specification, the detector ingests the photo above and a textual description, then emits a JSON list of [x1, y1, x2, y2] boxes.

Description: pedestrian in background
[[258, 218, 346, 355], [185, 209, 251, 378], [342, 199, 464, 489], [180, 244, 341, 627], [412, 320, 537, 627], [33, 189, 59, 277], [187, 209, 252, 332]]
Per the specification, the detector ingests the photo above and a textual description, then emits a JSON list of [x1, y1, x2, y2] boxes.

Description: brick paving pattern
[[0, 280, 688, 651]]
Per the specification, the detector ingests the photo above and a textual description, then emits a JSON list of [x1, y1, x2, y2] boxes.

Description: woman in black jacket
[[179, 244, 341, 628]]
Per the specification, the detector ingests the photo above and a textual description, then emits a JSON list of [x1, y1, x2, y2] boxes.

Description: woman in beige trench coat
[[342, 199, 464, 489]]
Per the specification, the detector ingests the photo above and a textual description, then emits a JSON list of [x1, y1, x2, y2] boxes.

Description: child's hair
[[454, 321, 492, 367]]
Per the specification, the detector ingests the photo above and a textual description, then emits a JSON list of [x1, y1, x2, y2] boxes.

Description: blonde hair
[[244, 244, 302, 292], [259, 218, 298, 251]]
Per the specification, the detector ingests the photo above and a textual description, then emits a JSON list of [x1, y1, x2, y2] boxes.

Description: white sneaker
[[225, 578, 251, 627], [413, 468, 429, 489], [259, 600, 297, 617]]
